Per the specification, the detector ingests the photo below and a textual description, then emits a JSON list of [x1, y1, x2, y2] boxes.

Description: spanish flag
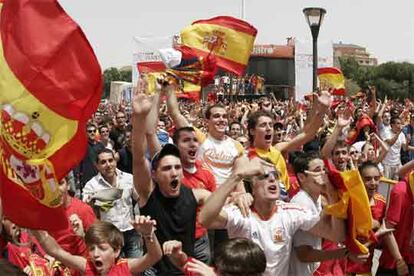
[[323, 161, 375, 254], [180, 16, 257, 76], [0, 0, 102, 230], [317, 67, 346, 96], [177, 81, 201, 101]]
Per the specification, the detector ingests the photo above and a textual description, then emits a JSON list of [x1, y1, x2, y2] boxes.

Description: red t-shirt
[[6, 232, 46, 270], [66, 197, 97, 231], [379, 180, 414, 268], [347, 193, 386, 273], [313, 240, 346, 276], [182, 160, 216, 239], [49, 197, 97, 257], [84, 258, 131, 276]]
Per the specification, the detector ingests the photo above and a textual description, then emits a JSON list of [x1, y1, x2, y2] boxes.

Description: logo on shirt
[[203, 149, 235, 169], [273, 228, 284, 243]]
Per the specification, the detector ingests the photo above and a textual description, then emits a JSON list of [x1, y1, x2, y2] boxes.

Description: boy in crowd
[[32, 217, 162, 276]]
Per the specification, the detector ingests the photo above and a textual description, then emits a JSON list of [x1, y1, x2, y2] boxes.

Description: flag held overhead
[[318, 67, 346, 96], [180, 16, 257, 76]]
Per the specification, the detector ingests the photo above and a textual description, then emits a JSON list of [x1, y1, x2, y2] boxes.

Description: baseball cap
[[151, 143, 181, 170]]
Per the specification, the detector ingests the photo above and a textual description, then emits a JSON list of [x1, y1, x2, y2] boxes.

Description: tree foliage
[[339, 57, 414, 100], [102, 67, 132, 98]]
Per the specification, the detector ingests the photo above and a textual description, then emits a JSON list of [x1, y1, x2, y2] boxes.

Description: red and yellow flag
[[180, 16, 257, 76], [177, 81, 201, 101], [0, 0, 102, 230], [318, 67, 346, 96], [323, 161, 374, 254]]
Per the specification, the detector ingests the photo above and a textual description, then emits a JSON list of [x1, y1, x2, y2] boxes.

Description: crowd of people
[[213, 73, 266, 96], [1, 79, 414, 276]]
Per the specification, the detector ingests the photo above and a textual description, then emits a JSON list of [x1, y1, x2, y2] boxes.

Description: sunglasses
[[256, 170, 278, 180], [304, 167, 327, 174], [87, 129, 96, 133]]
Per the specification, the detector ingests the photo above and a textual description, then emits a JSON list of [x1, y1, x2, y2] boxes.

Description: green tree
[[344, 79, 360, 96], [339, 57, 414, 100], [102, 67, 132, 98]]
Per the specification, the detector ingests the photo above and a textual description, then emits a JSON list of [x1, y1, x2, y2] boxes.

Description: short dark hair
[[215, 238, 266, 276], [247, 111, 273, 143], [205, 103, 226, 119], [87, 123, 97, 131], [230, 121, 242, 129], [332, 140, 349, 153], [358, 161, 379, 175], [390, 116, 401, 125], [98, 125, 109, 133], [95, 148, 115, 163], [292, 151, 321, 176], [273, 122, 284, 131], [172, 127, 196, 144], [85, 221, 124, 251]]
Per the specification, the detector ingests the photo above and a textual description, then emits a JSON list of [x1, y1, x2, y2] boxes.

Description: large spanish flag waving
[[0, 0, 102, 230], [317, 67, 346, 96], [180, 16, 257, 76]]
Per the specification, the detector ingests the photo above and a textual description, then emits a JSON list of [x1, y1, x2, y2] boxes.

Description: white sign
[[132, 36, 173, 87], [295, 39, 333, 100]]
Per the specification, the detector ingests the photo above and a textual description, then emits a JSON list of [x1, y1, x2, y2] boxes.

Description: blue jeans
[[122, 229, 142, 258]]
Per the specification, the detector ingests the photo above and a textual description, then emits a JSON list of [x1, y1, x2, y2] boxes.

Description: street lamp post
[[303, 7, 326, 92]]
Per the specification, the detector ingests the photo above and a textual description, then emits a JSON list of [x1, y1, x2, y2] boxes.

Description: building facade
[[333, 42, 378, 67]]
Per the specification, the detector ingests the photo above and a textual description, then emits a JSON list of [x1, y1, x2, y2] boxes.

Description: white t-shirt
[[382, 131, 406, 166], [195, 129, 244, 186], [224, 202, 319, 276], [379, 123, 392, 140], [289, 190, 323, 276]]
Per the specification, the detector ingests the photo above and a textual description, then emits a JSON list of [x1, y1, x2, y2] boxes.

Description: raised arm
[[369, 133, 389, 164], [145, 92, 162, 159], [199, 174, 241, 229], [166, 85, 190, 128], [375, 97, 388, 125], [31, 230, 86, 272], [199, 158, 263, 229], [367, 86, 377, 118], [128, 216, 162, 274], [321, 108, 352, 159], [132, 82, 156, 207], [276, 91, 331, 153]]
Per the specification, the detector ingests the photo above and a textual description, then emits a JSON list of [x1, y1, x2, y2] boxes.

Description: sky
[[59, 0, 414, 70]]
